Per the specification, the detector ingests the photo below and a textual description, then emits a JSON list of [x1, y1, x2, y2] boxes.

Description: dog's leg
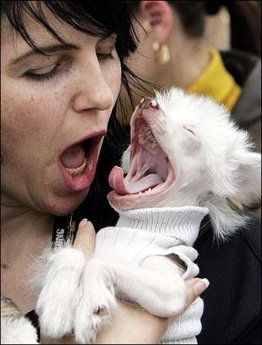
[[35, 247, 86, 339], [73, 256, 187, 343], [112, 256, 187, 318], [74, 259, 117, 344]]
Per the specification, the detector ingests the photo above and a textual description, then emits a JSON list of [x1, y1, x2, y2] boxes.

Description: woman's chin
[[49, 189, 90, 217]]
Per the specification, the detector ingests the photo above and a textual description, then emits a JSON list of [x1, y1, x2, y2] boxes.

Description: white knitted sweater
[[95, 206, 209, 344]]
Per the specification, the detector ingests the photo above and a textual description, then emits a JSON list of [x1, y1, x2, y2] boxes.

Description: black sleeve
[[195, 216, 261, 344]]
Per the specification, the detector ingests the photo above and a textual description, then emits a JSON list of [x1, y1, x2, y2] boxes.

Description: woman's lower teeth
[[66, 160, 87, 176]]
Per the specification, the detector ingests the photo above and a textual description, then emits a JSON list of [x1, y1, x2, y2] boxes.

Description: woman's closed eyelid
[[97, 33, 117, 52], [184, 126, 196, 136], [25, 62, 59, 74], [97, 46, 117, 60], [22, 50, 117, 81], [97, 53, 114, 61], [20, 37, 118, 81], [22, 58, 71, 81], [23, 64, 61, 81]]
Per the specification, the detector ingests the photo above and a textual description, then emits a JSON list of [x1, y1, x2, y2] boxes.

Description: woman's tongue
[[61, 144, 87, 176]]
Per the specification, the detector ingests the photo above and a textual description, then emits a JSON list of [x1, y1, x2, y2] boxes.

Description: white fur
[[1, 297, 38, 344], [1, 317, 38, 344], [34, 246, 86, 338], [121, 88, 261, 239], [152, 88, 261, 239]]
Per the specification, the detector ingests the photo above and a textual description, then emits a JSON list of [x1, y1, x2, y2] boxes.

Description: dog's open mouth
[[109, 117, 172, 196]]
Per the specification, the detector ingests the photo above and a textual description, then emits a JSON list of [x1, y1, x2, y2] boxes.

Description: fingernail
[[201, 278, 210, 289], [79, 218, 88, 228], [194, 278, 210, 294]]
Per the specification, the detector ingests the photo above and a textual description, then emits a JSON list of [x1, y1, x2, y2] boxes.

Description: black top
[[195, 215, 261, 344]]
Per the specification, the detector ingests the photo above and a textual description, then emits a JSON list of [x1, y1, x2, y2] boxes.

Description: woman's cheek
[[106, 58, 122, 99]]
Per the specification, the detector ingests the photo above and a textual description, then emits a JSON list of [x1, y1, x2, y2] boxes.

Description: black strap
[[25, 309, 40, 343], [51, 212, 77, 249]]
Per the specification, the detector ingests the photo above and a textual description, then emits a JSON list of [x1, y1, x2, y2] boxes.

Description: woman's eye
[[23, 64, 60, 81], [97, 52, 114, 61], [97, 44, 117, 61]]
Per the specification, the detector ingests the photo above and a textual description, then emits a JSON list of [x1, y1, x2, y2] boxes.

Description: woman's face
[[1, 11, 121, 216]]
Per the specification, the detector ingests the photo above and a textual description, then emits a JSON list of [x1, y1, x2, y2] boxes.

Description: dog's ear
[[231, 150, 261, 210], [202, 150, 261, 241]]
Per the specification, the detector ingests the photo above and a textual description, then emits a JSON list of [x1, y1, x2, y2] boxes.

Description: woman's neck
[[169, 39, 211, 90], [1, 203, 54, 250], [1, 204, 54, 312]]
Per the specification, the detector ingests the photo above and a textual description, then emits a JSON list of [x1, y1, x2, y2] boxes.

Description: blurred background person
[[123, 0, 261, 153]]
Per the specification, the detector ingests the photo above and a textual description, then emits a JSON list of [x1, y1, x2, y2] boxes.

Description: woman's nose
[[71, 64, 116, 113]]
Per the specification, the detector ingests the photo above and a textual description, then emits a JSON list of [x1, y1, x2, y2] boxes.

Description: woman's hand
[[95, 278, 208, 344], [73, 218, 96, 259]]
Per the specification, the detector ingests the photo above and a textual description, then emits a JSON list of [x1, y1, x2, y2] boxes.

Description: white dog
[[2, 88, 261, 344]]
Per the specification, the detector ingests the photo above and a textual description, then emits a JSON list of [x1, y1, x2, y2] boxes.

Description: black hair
[[1, 0, 143, 228], [128, 0, 261, 56], [1, 1, 140, 97]]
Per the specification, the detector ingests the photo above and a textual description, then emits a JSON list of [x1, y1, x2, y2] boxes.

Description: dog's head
[[108, 87, 261, 239]]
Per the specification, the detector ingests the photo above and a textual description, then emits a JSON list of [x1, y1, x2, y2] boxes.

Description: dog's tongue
[[109, 166, 163, 195], [108, 166, 127, 194], [60, 144, 85, 168]]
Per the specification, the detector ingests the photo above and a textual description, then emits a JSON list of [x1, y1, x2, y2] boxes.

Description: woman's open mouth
[[59, 132, 105, 192], [61, 140, 92, 176]]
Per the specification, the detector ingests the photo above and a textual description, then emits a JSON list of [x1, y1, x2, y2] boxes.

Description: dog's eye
[[184, 126, 196, 136]]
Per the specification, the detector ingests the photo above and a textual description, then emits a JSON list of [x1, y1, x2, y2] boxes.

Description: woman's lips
[[59, 131, 106, 192]]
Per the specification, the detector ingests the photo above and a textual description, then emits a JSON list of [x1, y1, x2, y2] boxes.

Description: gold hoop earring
[[152, 42, 170, 65]]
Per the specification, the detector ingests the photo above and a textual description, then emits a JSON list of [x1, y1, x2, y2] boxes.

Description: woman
[[1, 1, 207, 343], [126, 1, 261, 344]]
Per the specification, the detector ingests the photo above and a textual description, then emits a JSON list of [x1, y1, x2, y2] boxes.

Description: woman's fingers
[[73, 219, 96, 260], [184, 278, 210, 308]]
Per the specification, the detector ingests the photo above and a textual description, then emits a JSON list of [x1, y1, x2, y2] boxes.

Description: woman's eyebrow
[[10, 43, 79, 66]]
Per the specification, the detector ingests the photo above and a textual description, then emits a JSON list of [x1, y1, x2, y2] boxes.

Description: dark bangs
[[1, 0, 138, 59], [1, 1, 142, 118]]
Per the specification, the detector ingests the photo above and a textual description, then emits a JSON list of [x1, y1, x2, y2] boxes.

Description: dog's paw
[[74, 259, 117, 344], [35, 247, 86, 338]]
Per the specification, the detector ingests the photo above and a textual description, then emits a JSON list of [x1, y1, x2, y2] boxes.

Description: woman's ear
[[138, 0, 173, 43]]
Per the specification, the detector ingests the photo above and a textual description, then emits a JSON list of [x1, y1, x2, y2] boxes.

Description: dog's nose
[[139, 97, 159, 110]]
